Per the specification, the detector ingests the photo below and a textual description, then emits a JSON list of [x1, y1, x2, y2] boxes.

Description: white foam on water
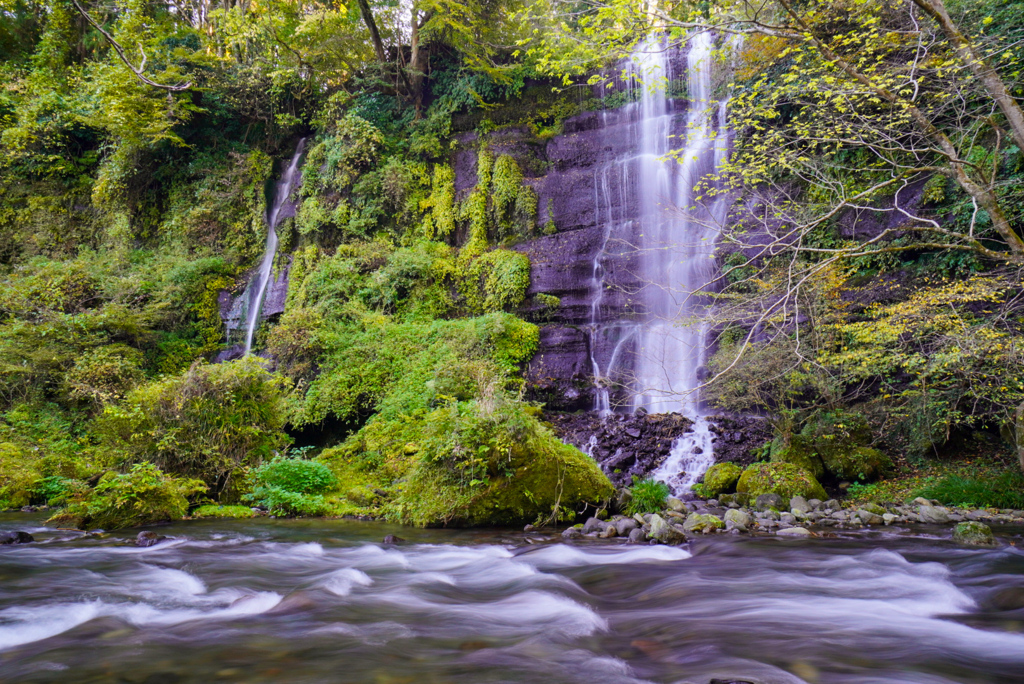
[[291, 542, 325, 557], [321, 568, 373, 597], [519, 543, 690, 570]]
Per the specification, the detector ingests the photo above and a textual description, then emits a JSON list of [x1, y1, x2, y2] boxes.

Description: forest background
[[1, 0, 1022, 528]]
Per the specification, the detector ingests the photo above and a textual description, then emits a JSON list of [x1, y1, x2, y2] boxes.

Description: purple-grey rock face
[[475, 102, 698, 412]]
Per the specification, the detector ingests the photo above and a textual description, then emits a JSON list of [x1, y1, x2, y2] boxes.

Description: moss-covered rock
[[769, 436, 826, 479], [701, 462, 743, 497], [683, 513, 725, 533], [736, 462, 827, 501], [326, 393, 613, 526], [821, 447, 891, 482], [953, 521, 997, 547]]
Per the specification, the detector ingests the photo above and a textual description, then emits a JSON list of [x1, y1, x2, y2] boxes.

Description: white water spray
[[242, 138, 306, 356]]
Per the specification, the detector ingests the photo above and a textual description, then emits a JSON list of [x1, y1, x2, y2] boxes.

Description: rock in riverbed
[[952, 521, 997, 547], [0, 531, 33, 545]]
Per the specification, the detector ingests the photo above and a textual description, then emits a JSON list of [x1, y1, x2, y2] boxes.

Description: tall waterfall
[[242, 138, 306, 356], [588, 33, 734, 493]]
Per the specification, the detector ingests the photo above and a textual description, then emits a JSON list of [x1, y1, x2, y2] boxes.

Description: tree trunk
[[1016, 403, 1024, 474], [407, 10, 433, 118], [911, 0, 1024, 154], [356, 0, 386, 63]]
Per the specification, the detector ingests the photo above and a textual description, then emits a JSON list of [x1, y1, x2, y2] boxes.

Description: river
[[1, 513, 1023, 683]]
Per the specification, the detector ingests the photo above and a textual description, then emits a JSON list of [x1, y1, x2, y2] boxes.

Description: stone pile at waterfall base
[[560, 495, 1023, 546], [546, 411, 772, 487]]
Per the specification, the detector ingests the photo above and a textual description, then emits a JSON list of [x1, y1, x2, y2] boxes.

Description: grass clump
[[913, 471, 1024, 509], [626, 477, 670, 516]]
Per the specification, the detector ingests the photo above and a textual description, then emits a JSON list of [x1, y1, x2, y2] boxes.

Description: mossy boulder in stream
[[736, 462, 827, 501], [700, 462, 743, 497], [325, 393, 613, 526]]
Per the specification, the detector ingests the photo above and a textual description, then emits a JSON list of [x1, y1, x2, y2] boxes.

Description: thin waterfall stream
[[241, 138, 307, 356]]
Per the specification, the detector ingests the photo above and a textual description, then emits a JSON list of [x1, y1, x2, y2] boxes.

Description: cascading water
[[587, 33, 735, 493], [241, 138, 307, 356]]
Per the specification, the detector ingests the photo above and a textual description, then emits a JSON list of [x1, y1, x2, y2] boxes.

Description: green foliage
[[914, 471, 1024, 510], [49, 462, 205, 530], [0, 441, 39, 509], [625, 477, 670, 515], [94, 357, 291, 489], [249, 455, 336, 495]]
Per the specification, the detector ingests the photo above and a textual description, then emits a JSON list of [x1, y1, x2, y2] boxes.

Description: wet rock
[[0, 531, 34, 545], [562, 527, 584, 540], [382, 534, 405, 544], [882, 513, 897, 525], [665, 496, 687, 513], [135, 531, 166, 548], [683, 513, 724, 534], [600, 525, 619, 538], [755, 493, 784, 511], [627, 527, 647, 544], [648, 514, 686, 544], [953, 521, 997, 547], [789, 496, 810, 514], [918, 505, 951, 524], [724, 509, 751, 528], [701, 462, 743, 497], [860, 502, 886, 516], [582, 517, 604, 534], [807, 498, 823, 509], [614, 518, 639, 536], [776, 527, 812, 538], [857, 510, 884, 525]]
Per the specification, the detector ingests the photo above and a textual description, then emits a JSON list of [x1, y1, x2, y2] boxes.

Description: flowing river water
[[2, 514, 1023, 684]]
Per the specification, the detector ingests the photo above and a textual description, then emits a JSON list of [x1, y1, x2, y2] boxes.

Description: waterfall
[[242, 138, 306, 356], [587, 33, 736, 493]]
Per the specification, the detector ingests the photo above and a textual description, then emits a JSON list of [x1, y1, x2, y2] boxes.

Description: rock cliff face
[[454, 103, 701, 413]]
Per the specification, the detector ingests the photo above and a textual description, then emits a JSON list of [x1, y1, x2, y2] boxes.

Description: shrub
[[626, 477, 670, 515], [191, 504, 255, 518], [30, 475, 85, 506], [94, 357, 291, 491], [249, 455, 336, 494], [0, 442, 39, 510], [914, 472, 1024, 510], [49, 462, 206, 530], [242, 454, 336, 517]]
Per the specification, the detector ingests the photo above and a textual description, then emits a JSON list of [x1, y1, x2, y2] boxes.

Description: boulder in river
[[683, 513, 725, 534], [776, 527, 812, 538], [0, 531, 33, 545], [738, 463, 827, 502], [724, 509, 751, 529], [918, 505, 951, 524], [561, 527, 583, 540], [648, 514, 686, 544], [701, 462, 743, 497], [135, 531, 166, 548], [952, 521, 997, 547], [754, 493, 784, 511]]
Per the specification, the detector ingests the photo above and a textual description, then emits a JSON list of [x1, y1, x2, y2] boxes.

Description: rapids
[[1, 514, 1023, 683]]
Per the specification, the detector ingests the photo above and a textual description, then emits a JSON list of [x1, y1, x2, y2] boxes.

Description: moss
[[0, 442, 41, 509], [769, 435, 826, 479], [821, 446, 891, 482], [331, 393, 612, 527], [49, 462, 205, 530], [191, 504, 254, 518], [736, 462, 827, 501], [701, 462, 743, 497]]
